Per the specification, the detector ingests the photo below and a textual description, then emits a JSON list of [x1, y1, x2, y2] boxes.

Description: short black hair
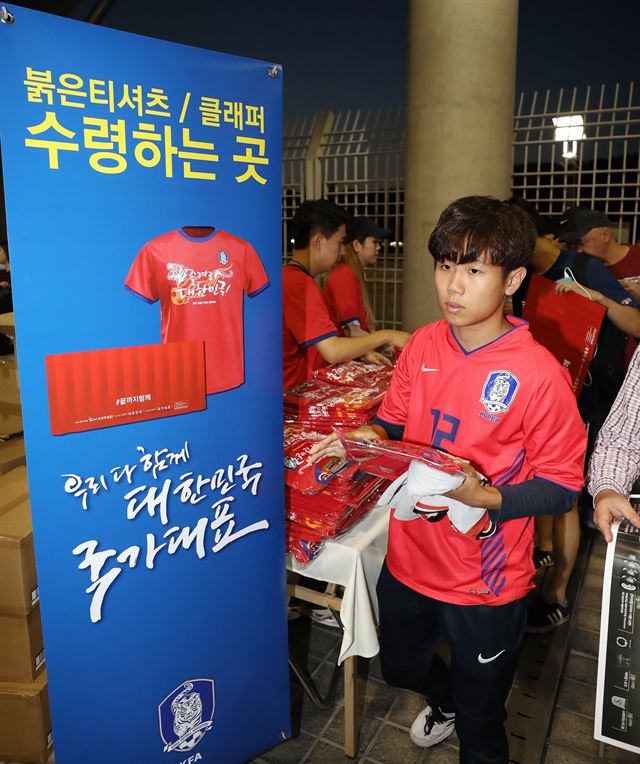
[[290, 199, 350, 250], [429, 196, 536, 272]]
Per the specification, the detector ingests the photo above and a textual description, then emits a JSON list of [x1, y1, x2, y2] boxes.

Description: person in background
[[282, 200, 410, 390], [509, 198, 640, 633], [323, 216, 390, 336], [557, 206, 640, 293], [283, 202, 410, 626], [557, 205, 640, 367], [589, 343, 640, 542]]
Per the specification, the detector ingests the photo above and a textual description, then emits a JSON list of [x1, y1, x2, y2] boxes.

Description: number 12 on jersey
[[430, 408, 460, 451]]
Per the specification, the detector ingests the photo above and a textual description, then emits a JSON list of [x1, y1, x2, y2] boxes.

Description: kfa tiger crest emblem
[[480, 370, 519, 414], [158, 678, 214, 753]]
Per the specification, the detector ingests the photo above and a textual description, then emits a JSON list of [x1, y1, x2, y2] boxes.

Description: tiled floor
[[253, 619, 461, 764], [252, 531, 637, 764]]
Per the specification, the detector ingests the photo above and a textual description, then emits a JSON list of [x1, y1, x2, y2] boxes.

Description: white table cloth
[[288, 504, 390, 664]]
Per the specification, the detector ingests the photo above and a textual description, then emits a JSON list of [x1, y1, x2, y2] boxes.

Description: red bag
[[523, 273, 605, 397]]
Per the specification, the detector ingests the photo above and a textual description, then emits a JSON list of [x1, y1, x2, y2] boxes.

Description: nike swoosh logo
[[477, 650, 506, 664], [421, 365, 439, 372]]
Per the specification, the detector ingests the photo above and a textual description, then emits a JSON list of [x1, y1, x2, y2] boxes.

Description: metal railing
[[513, 82, 640, 244], [284, 82, 640, 328], [283, 108, 405, 329]]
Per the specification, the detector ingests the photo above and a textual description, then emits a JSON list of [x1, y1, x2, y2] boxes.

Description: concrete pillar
[[403, 0, 519, 330]]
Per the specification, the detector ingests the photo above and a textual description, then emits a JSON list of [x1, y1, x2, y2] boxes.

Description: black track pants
[[376, 561, 526, 764]]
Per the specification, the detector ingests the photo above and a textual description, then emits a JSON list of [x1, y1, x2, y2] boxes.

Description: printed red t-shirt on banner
[[125, 228, 269, 395]]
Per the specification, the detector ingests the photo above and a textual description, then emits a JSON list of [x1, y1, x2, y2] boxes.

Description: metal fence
[[513, 82, 640, 244], [283, 82, 640, 328], [283, 108, 405, 328]]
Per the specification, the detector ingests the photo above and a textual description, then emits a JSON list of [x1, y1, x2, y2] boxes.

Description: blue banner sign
[[0, 5, 289, 762]]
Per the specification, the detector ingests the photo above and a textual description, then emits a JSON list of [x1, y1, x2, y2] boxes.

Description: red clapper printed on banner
[[45, 340, 206, 435], [523, 273, 605, 397]]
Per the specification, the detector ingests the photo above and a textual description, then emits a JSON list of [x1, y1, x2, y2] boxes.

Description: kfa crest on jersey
[[217, 250, 229, 265], [158, 678, 214, 754], [480, 370, 519, 414]]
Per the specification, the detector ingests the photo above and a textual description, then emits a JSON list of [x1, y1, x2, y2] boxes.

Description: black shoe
[[526, 600, 570, 634], [533, 546, 554, 570]]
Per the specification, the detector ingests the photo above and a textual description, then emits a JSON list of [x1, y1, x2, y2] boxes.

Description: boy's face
[[313, 225, 346, 275], [434, 254, 524, 331]]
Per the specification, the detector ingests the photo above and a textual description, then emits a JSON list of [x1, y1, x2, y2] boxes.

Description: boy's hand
[[307, 432, 346, 463], [361, 350, 392, 367], [307, 425, 386, 464], [594, 489, 640, 543], [444, 461, 502, 509]]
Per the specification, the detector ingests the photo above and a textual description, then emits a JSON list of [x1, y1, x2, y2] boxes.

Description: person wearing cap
[[558, 205, 640, 370], [282, 200, 410, 390], [510, 198, 640, 633], [557, 206, 640, 297], [323, 216, 391, 337]]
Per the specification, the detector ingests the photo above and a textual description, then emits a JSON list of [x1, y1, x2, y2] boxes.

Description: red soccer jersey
[[282, 263, 338, 390], [323, 263, 369, 332], [125, 228, 269, 395], [607, 244, 640, 281], [377, 317, 586, 606]]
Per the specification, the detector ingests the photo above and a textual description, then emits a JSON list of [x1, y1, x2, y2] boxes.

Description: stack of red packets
[[284, 383, 385, 433], [284, 360, 395, 563], [284, 422, 387, 563], [313, 360, 394, 393]]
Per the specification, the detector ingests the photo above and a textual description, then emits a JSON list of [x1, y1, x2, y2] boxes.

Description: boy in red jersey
[[310, 197, 586, 763]]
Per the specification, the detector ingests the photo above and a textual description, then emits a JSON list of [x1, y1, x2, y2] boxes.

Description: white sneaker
[[309, 607, 342, 629], [409, 705, 456, 748]]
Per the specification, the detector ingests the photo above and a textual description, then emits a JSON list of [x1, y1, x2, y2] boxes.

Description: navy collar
[[448, 317, 528, 356], [287, 260, 312, 277]]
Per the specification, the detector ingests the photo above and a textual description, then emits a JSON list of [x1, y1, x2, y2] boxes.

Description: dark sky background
[[65, 0, 640, 116]]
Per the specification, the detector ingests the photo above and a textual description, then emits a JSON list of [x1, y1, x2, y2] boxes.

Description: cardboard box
[[0, 465, 29, 517], [0, 499, 38, 614], [0, 434, 25, 475], [0, 401, 22, 436], [0, 355, 22, 436], [0, 604, 45, 682], [0, 671, 53, 764], [0, 354, 20, 405]]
